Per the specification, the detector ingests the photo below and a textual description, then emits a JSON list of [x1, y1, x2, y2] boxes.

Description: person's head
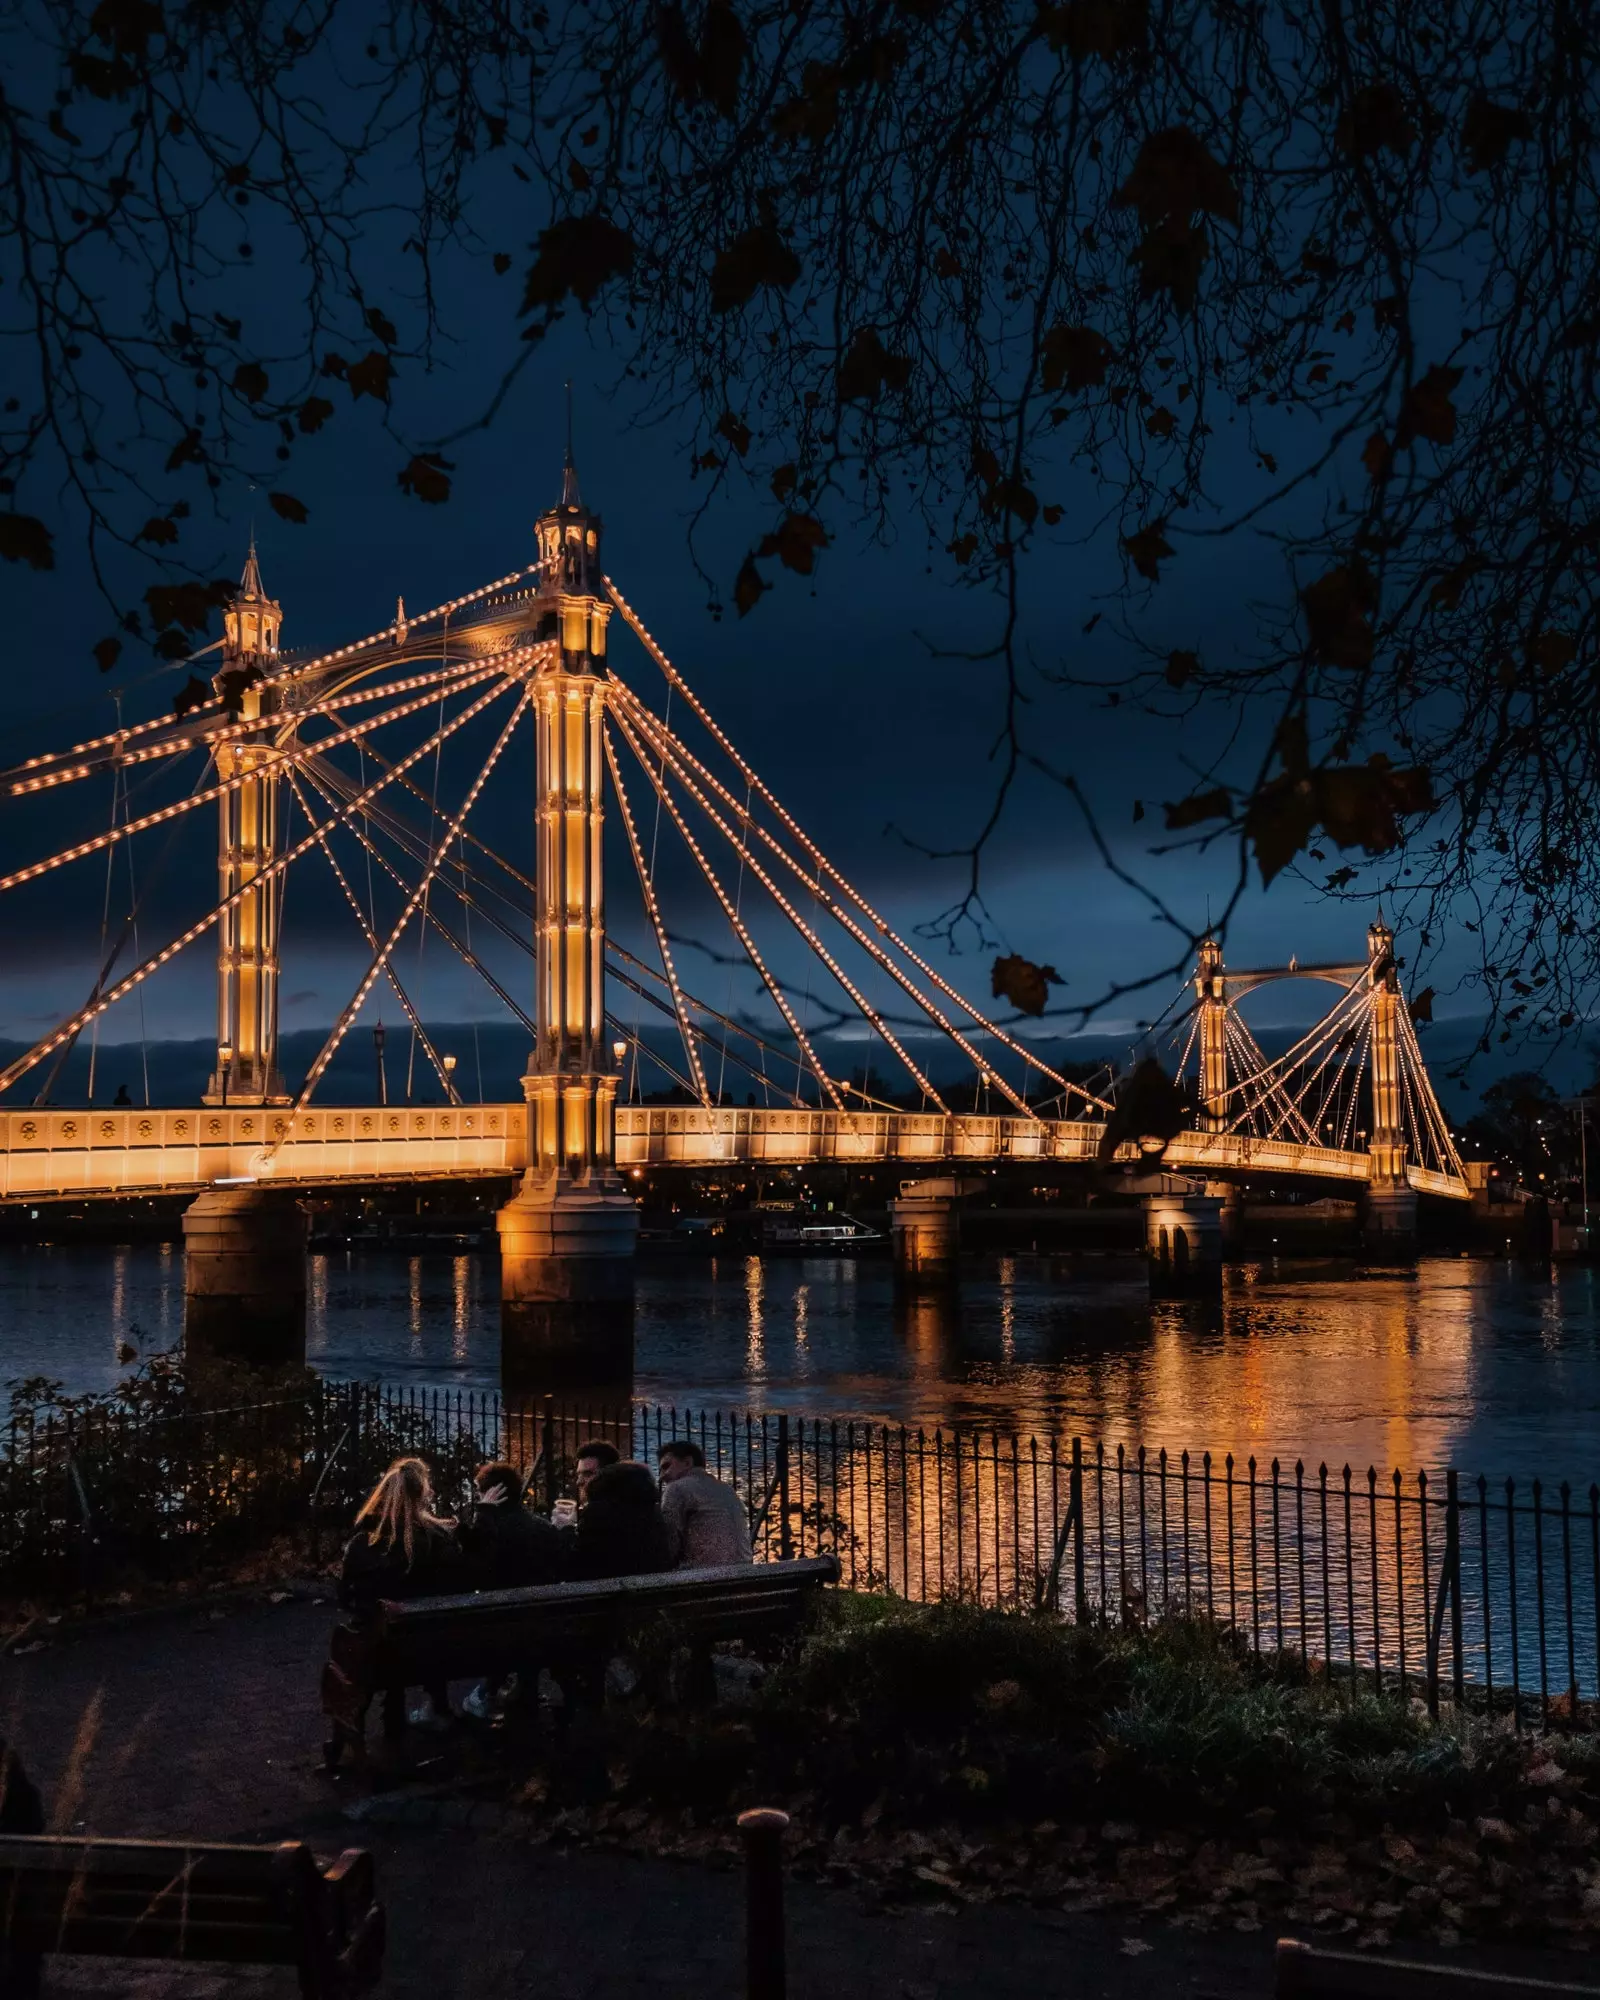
[[355, 1456, 446, 1564], [657, 1439, 706, 1486], [575, 1438, 620, 1502], [474, 1461, 524, 1508], [584, 1460, 659, 1513]]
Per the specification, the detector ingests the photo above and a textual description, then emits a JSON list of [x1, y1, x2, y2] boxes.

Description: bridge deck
[[0, 1105, 1468, 1201]]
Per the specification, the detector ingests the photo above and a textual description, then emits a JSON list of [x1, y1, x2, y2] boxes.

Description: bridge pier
[[1362, 1183, 1418, 1254], [1144, 1190, 1225, 1295], [496, 1184, 638, 1392], [890, 1178, 968, 1285], [181, 1187, 307, 1373]]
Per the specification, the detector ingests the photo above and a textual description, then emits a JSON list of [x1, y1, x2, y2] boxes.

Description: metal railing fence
[[4, 1379, 1597, 1728]]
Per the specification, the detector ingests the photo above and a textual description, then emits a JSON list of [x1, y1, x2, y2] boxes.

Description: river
[[1, 1244, 1598, 1485]]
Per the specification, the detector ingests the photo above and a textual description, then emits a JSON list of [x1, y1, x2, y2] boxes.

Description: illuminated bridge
[[0, 455, 1467, 1372]]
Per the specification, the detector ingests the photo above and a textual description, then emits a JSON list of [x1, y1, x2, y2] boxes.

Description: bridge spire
[[1194, 934, 1228, 1132], [206, 538, 289, 1107]]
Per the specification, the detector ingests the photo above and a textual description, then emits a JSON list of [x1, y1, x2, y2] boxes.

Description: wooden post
[[738, 1808, 789, 2000]]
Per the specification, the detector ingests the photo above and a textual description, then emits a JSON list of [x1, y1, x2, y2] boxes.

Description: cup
[[552, 1497, 577, 1528]]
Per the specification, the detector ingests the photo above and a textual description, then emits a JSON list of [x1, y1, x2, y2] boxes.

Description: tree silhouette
[[4, 0, 1596, 1040]]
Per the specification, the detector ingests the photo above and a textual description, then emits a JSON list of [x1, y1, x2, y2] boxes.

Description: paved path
[[1, 1590, 1592, 1998]]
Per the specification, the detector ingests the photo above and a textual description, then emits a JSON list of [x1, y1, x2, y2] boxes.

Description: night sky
[[0, 296, 1504, 1109]]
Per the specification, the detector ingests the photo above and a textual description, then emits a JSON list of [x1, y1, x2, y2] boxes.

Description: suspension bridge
[[0, 456, 1468, 1372]]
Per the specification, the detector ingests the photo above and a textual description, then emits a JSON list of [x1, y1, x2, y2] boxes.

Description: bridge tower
[[205, 541, 290, 1107], [1363, 918, 1417, 1248], [1194, 935, 1228, 1131], [496, 449, 638, 1385], [184, 542, 307, 1377]]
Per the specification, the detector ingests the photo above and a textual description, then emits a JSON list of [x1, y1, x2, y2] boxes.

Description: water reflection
[[0, 1244, 1598, 1480]]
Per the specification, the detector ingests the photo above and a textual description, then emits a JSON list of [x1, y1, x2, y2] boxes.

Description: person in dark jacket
[[0, 1737, 44, 1996], [461, 1462, 566, 1590], [570, 1459, 672, 1581], [339, 1456, 462, 1732]]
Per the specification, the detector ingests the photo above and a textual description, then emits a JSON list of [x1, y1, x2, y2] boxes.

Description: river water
[[1, 1244, 1598, 1485]]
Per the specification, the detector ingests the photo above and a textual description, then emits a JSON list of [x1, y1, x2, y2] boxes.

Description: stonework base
[[182, 1187, 307, 1374], [1145, 1192, 1225, 1296], [497, 1181, 639, 1394], [890, 1180, 964, 1287], [1362, 1183, 1419, 1255]]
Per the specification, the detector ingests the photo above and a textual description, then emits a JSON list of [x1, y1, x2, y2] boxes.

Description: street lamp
[[442, 1051, 458, 1104], [612, 1038, 627, 1067], [218, 1040, 233, 1108]]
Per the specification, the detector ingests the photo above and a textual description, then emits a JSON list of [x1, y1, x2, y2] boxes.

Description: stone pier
[[182, 1187, 307, 1371], [890, 1177, 971, 1285], [1361, 1182, 1418, 1254], [496, 1182, 638, 1393], [1144, 1189, 1225, 1295]]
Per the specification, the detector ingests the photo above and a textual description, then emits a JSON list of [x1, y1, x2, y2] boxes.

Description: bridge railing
[[2, 1379, 1592, 1725]]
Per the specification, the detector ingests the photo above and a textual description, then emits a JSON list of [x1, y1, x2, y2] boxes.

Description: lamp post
[[612, 1036, 629, 1103], [373, 1021, 388, 1107], [218, 1040, 233, 1109], [442, 1051, 458, 1105]]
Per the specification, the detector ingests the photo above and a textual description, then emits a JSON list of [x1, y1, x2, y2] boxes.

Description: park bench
[[0, 1833, 383, 1997], [1277, 1939, 1600, 2000], [320, 1553, 841, 1768]]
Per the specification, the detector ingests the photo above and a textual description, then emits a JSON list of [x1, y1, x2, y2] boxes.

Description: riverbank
[[7, 1586, 1600, 1998]]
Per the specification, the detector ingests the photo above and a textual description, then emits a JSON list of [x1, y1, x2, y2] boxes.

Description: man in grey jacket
[[657, 1440, 753, 1568]]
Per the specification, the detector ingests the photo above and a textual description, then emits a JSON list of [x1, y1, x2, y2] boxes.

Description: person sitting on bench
[[340, 1456, 462, 1731], [571, 1460, 672, 1580], [462, 1462, 566, 1590], [658, 1440, 753, 1569]]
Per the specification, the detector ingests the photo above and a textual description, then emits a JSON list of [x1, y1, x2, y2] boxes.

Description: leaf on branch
[[165, 428, 204, 471], [1409, 986, 1435, 1024], [1394, 364, 1463, 449], [1299, 561, 1376, 669], [268, 491, 308, 523], [1145, 406, 1176, 439], [1165, 648, 1198, 688], [493, 252, 512, 275], [716, 410, 752, 455], [1042, 503, 1063, 525], [1036, 0, 1147, 60], [1129, 216, 1210, 315], [1098, 1056, 1188, 1161], [1113, 128, 1239, 226], [699, 0, 747, 117], [397, 453, 455, 504], [89, 0, 162, 56], [1336, 83, 1415, 158], [0, 514, 55, 570], [92, 637, 122, 673], [172, 674, 211, 718], [215, 663, 263, 716], [1244, 754, 1435, 885], [1040, 323, 1115, 392], [837, 327, 913, 401], [1531, 629, 1575, 674], [1164, 787, 1232, 830], [1122, 519, 1173, 581], [733, 556, 767, 615], [365, 306, 398, 347], [568, 157, 591, 191], [136, 515, 179, 546], [1461, 94, 1532, 173], [345, 351, 395, 402], [710, 225, 800, 313], [146, 579, 233, 633], [521, 216, 636, 315], [991, 954, 1062, 1016], [756, 511, 827, 574], [297, 396, 334, 434], [770, 463, 797, 500], [981, 478, 1038, 525], [1361, 432, 1392, 483], [948, 532, 978, 564], [232, 360, 268, 402]]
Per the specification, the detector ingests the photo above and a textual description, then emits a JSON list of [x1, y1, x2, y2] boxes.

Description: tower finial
[[239, 528, 266, 601], [562, 380, 582, 507]]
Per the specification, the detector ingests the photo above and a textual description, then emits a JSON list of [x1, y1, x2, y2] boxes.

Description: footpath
[[1, 1589, 1594, 1998]]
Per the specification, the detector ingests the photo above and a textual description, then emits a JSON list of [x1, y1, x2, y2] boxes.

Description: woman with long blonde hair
[[339, 1456, 462, 1736]]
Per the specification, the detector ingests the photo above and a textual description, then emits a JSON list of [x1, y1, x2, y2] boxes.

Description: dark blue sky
[[0, 301, 1497, 1106]]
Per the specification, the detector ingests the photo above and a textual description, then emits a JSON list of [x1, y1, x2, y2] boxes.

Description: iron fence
[[4, 1379, 1599, 1729]]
